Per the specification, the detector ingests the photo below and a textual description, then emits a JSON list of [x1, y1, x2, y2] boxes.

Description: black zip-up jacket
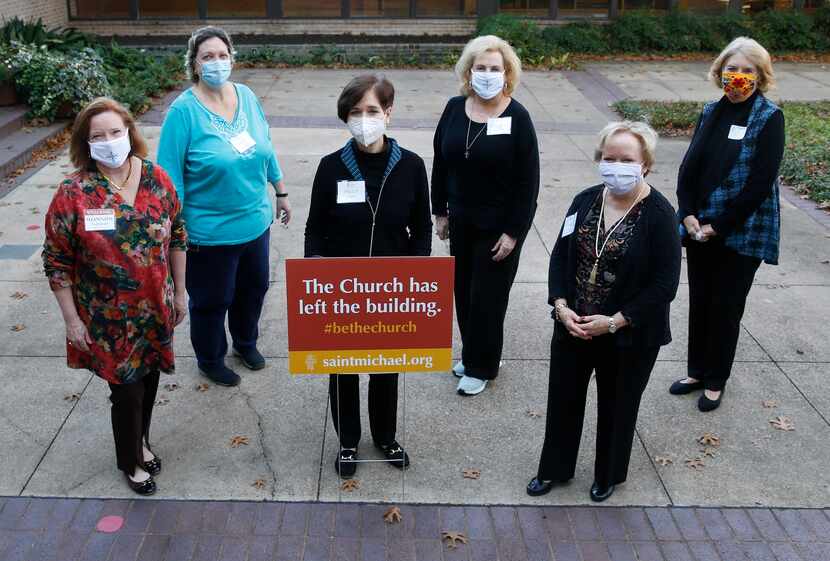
[[304, 138, 432, 258], [549, 185, 681, 349]]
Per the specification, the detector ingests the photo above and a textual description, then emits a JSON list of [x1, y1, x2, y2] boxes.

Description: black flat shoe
[[233, 347, 266, 371], [335, 448, 358, 478], [669, 379, 704, 395], [526, 478, 553, 497], [142, 455, 161, 477], [590, 481, 615, 503], [376, 440, 410, 469], [698, 390, 724, 412], [125, 473, 156, 496], [198, 363, 241, 387]]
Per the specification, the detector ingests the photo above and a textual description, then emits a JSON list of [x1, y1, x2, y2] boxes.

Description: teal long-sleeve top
[[157, 83, 283, 246]]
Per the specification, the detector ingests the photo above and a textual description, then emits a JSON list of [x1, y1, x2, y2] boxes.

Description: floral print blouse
[[42, 160, 187, 384]]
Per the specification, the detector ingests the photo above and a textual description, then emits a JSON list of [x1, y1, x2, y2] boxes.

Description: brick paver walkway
[[1, 497, 829, 561]]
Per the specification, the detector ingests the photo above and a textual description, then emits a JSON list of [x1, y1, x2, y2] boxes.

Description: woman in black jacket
[[304, 74, 432, 478], [527, 121, 681, 503]]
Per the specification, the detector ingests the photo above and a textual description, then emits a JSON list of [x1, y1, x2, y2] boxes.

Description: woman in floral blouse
[[43, 98, 187, 496]]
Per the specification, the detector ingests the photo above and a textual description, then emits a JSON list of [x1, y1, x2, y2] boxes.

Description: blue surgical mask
[[471, 71, 505, 100], [199, 59, 232, 89]]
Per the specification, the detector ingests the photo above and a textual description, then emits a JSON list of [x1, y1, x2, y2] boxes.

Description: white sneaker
[[452, 360, 504, 378], [457, 375, 487, 396]]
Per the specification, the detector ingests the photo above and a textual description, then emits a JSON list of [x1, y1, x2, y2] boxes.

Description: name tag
[[728, 125, 747, 140], [337, 180, 366, 204], [229, 130, 256, 154], [487, 117, 512, 136], [562, 213, 577, 237], [84, 209, 116, 232]]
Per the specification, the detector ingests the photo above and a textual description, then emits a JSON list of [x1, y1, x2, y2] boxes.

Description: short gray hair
[[595, 121, 658, 171], [185, 26, 235, 84]]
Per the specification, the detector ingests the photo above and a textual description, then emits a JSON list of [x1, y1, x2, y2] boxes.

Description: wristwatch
[[607, 317, 617, 334]]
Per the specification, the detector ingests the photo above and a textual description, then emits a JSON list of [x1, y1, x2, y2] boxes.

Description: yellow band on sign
[[289, 348, 452, 375]]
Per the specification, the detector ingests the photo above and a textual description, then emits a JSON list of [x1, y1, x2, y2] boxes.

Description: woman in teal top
[[158, 26, 291, 387]]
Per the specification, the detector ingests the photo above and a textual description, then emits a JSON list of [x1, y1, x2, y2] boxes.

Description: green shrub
[[752, 11, 825, 51], [661, 11, 722, 51], [542, 22, 608, 54], [607, 11, 670, 52], [707, 11, 753, 44], [815, 6, 830, 38], [9, 43, 112, 121], [779, 101, 830, 205], [612, 99, 703, 132], [476, 14, 547, 59], [0, 17, 92, 52]]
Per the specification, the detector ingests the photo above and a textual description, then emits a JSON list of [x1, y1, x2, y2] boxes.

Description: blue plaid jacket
[[697, 95, 781, 264]]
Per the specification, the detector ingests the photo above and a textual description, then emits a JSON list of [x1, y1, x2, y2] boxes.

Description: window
[[499, 0, 551, 15], [72, 0, 131, 18], [557, 0, 610, 16], [417, 0, 477, 15], [140, 0, 199, 17], [283, 0, 342, 16], [207, 0, 267, 17], [351, 0, 410, 16]]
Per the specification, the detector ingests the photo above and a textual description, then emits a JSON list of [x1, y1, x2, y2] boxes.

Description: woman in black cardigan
[[527, 121, 681, 503], [304, 75, 432, 478]]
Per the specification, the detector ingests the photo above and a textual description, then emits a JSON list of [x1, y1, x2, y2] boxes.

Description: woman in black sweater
[[527, 121, 681, 503], [304, 75, 432, 477], [431, 34, 540, 396], [671, 37, 784, 412]]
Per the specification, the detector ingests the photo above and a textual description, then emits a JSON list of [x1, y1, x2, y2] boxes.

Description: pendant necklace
[[591, 185, 644, 285], [100, 158, 132, 191], [464, 98, 490, 159]]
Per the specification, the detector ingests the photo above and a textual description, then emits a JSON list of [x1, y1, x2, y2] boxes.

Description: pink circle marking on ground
[[26, 225, 40, 230], [96, 515, 124, 533]]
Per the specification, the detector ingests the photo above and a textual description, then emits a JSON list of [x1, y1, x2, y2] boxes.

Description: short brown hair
[[70, 97, 148, 172], [337, 74, 395, 123]]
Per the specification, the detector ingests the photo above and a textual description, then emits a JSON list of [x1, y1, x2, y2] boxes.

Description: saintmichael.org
[[322, 352, 433, 370]]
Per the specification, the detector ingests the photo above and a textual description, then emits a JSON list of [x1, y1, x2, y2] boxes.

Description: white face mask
[[347, 115, 386, 147], [599, 161, 643, 195], [471, 71, 505, 100], [89, 133, 131, 168]]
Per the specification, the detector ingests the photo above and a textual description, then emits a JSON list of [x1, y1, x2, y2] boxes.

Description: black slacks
[[108, 371, 160, 475], [329, 374, 398, 449], [450, 220, 524, 381], [537, 335, 659, 488], [686, 242, 761, 391]]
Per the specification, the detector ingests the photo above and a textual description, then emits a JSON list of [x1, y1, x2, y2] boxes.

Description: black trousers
[[450, 220, 524, 381], [329, 374, 398, 449], [108, 371, 160, 476], [185, 229, 271, 370], [537, 336, 659, 488], [686, 242, 761, 391]]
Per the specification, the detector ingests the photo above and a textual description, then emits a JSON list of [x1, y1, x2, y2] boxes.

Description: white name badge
[[84, 209, 116, 232], [337, 180, 366, 204], [487, 117, 512, 136], [728, 125, 747, 140], [229, 130, 256, 153], [562, 213, 577, 238]]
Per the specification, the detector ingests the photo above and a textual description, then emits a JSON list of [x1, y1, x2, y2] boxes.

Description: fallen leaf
[[383, 506, 402, 524], [64, 393, 80, 402], [163, 382, 179, 392], [30, 207, 39, 214], [154, 398, 170, 406], [525, 409, 544, 418], [252, 479, 266, 489], [697, 432, 720, 447], [196, 383, 210, 392], [441, 531, 468, 549], [795, 349, 805, 355], [769, 416, 795, 431], [821, 259, 830, 265], [654, 456, 673, 467], [685, 457, 705, 470], [762, 399, 778, 409], [700, 448, 717, 458], [10, 324, 26, 332], [10, 292, 27, 300], [462, 468, 481, 480], [230, 435, 250, 448], [341, 479, 360, 492]]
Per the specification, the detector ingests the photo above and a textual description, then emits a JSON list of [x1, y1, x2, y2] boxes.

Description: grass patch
[[612, 99, 830, 207]]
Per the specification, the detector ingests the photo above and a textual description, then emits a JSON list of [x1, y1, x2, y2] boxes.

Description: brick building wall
[[0, 0, 67, 28]]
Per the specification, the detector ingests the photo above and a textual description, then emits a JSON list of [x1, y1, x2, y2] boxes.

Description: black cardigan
[[430, 96, 540, 239], [548, 185, 682, 348], [304, 141, 432, 258]]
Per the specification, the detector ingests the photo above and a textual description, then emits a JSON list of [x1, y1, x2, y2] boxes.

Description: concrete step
[[0, 121, 68, 182], [0, 106, 27, 138]]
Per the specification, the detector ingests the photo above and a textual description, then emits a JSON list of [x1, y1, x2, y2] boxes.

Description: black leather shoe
[[142, 454, 161, 477], [233, 347, 266, 371], [669, 378, 704, 395], [376, 440, 410, 469], [198, 363, 241, 387], [125, 473, 156, 496], [527, 478, 554, 497], [335, 448, 358, 478], [590, 481, 615, 503], [698, 390, 724, 412]]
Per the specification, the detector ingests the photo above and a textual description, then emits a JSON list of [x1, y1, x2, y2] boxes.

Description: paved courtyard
[[0, 61, 828, 558]]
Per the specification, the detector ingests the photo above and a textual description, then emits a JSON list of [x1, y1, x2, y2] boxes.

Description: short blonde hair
[[709, 37, 775, 93], [455, 35, 522, 97], [595, 121, 658, 172]]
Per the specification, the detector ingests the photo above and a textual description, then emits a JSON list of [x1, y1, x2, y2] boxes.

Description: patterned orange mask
[[722, 71, 757, 99]]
